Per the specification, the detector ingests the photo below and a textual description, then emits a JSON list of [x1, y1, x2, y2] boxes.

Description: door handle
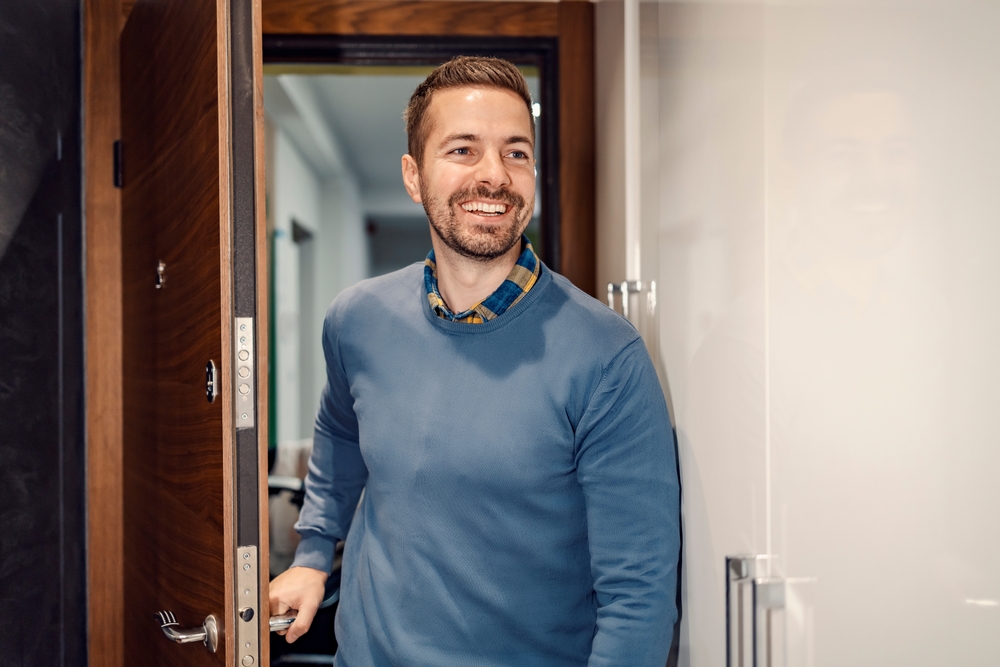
[[606, 280, 644, 318], [269, 611, 297, 632], [726, 555, 810, 667], [268, 586, 341, 632], [726, 555, 775, 667], [155, 610, 219, 652]]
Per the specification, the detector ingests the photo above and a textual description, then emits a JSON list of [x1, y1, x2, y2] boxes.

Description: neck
[[430, 234, 522, 314]]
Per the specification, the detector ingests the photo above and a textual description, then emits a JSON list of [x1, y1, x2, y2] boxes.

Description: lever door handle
[[155, 610, 219, 652], [268, 587, 341, 632], [269, 611, 297, 632]]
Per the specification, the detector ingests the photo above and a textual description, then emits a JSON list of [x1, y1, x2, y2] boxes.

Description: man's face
[[402, 86, 536, 261]]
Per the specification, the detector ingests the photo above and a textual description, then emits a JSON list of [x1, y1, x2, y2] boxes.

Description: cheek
[[430, 167, 475, 196], [511, 169, 536, 198]]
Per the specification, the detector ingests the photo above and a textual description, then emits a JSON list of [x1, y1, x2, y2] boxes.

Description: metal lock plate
[[234, 318, 254, 429], [237, 545, 259, 666]]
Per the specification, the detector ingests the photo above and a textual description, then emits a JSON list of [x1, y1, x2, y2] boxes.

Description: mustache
[[447, 185, 526, 210]]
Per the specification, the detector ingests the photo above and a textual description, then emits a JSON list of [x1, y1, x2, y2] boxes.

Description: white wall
[[267, 120, 369, 443], [301, 173, 368, 437], [271, 128, 320, 444]]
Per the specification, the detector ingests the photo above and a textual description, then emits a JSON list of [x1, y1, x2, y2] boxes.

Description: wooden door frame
[[84, 2, 593, 666], [261, 0, 596, 294]]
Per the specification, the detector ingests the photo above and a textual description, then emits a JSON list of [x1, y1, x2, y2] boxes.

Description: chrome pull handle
[[726, 555, 770, 667], [751, 578, 785, 667], [606, 280, 644, 319], [155, 611, 219, 653]]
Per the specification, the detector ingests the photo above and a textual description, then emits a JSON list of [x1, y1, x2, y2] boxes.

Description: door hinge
[[113, 140, 123, 188]]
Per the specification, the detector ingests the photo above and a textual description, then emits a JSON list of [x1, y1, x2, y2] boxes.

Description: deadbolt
[[234, 318, 255, 429], [239, 606, 254, 622]]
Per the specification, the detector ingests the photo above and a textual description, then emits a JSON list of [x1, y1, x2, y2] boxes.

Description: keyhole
[[156, 260, 167, 289]]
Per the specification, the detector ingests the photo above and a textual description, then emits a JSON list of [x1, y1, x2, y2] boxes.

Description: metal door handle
[[268, 587, 341, 632], [726, 555, 773, 667], [270, 611, 297, 632], [155, 610, 219, 652], [607, 280, 644, 318]]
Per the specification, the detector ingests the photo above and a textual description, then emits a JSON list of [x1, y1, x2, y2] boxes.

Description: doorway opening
[[262, 41, 558, 665]]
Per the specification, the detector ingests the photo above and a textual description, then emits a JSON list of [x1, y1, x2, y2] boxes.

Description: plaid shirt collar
[[424, 235, 542, 324]]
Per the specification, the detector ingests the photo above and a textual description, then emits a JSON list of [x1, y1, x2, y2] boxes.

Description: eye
[[507, 150, 529, 160], [451, 147, 471, 156]]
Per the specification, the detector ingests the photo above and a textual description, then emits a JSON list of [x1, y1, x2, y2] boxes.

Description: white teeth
[[461, 202, 508, 214]]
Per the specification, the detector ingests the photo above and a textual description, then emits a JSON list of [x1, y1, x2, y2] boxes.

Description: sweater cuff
[[291, 534, 336, 574]]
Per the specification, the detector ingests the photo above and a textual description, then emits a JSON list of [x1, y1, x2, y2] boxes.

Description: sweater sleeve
[[574, 338, 681, 667], [291, 306, 369, 574]]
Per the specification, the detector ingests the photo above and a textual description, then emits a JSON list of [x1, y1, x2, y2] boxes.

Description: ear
[[401, 154, 422, 204]]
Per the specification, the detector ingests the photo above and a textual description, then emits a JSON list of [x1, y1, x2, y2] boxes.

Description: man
[[269, 56, 680, 667]]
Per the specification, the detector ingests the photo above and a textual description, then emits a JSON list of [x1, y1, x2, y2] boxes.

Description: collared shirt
[[424, 235, 542, 323]]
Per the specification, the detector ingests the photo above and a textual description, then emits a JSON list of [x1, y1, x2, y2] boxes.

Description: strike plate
[[237, 545, 260, 666], [234, 318, 255, 429]]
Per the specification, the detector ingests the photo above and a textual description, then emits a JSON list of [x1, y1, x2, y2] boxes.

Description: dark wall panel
[[0, 2, 86, 666]]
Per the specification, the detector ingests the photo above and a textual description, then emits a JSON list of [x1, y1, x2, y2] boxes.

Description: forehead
[[425, 86, 533, 138]]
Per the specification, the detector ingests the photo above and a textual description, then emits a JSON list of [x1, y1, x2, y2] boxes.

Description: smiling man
[[269, 57, 680, 667]]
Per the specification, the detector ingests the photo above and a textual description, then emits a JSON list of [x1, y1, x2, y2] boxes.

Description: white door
[[603, 1, 1000, 664]]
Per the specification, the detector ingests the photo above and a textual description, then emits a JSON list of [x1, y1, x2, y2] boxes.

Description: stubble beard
[[421, 182, 533, 262]]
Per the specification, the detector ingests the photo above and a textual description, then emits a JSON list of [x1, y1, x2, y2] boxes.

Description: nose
[[474, 150, 510, 190]]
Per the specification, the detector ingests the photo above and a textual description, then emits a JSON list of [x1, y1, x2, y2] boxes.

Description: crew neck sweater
[[292, 262, 680, 667]]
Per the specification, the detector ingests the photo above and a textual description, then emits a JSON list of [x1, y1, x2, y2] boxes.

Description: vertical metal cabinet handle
[[606, 280, 645, 318], [155, 610, 219, 652], [726, 555, 787, 667]]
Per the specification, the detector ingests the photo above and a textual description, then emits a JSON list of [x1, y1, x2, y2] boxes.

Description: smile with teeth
[[460, 201, 508, 216]]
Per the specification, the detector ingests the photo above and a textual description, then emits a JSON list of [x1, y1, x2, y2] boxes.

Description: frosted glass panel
[[639, 1, 1000, 664]]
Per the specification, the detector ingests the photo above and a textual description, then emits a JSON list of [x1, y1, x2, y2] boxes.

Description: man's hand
[[269, 566, 329, 643]]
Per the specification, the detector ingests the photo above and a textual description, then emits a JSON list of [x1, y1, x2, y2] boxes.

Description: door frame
[[84, 2, 593, 666], [261, 0, 596, 294], [262, 34, 563, 271]]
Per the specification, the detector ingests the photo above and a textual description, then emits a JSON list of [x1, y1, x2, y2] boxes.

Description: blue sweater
[[292, 263, 680, 667]]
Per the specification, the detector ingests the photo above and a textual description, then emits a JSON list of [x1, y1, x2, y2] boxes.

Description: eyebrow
[[441, 133, 478, 145], [439, 133, 534, 148]]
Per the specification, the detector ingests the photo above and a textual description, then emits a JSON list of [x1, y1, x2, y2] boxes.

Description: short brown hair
[[404, 56, 534, 166]]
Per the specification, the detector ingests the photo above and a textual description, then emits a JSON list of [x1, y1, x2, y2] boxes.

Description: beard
[[421, 182, 532, 261]]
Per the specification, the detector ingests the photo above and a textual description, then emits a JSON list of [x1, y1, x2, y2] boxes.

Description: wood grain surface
[[262, 0, 559, 37], [120, 0, 232, 664], [85, 0, 124, 664], [557, 1, 595, 295]]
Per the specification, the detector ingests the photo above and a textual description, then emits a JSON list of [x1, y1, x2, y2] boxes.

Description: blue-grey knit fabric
[[292, 262, 680, 667]]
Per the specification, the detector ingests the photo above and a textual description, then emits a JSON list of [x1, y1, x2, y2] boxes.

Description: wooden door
[[119, 0, 268, 664]]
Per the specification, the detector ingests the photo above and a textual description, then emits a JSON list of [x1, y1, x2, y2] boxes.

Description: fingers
[[285, 599, 319, 644], [266, 566, 329, 643]]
